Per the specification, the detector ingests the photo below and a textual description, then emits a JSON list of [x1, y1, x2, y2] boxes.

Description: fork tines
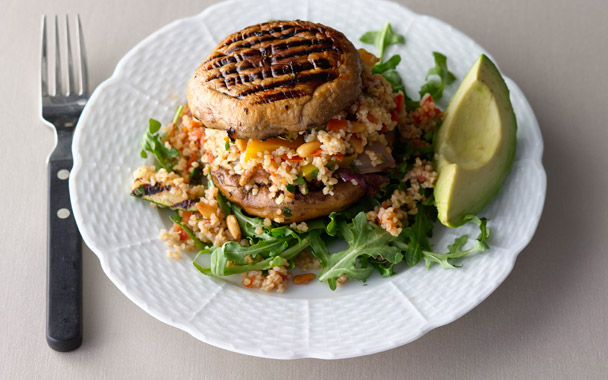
[[40, 15, 88, 99]]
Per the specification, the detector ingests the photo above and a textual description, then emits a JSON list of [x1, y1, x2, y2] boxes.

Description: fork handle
[[47, 158, 83, 352]]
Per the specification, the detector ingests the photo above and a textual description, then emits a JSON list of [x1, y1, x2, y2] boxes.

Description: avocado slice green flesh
[[433, 54, 517, 227]]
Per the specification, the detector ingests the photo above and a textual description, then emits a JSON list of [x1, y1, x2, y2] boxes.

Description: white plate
[[70, 0, 546, 359]]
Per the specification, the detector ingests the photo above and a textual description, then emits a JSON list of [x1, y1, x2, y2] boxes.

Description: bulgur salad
[[131, 23, 490, 292]]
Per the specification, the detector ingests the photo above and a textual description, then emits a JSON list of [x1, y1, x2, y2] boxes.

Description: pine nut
[[296, 141, 322, 158], [196, 202, 217, 218], [226, 215, 241, 241], [293, 273, 316, 285], [235, 139, 248, 152]]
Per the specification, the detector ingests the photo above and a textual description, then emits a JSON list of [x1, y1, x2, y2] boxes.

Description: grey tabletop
[[2, 0, 607, 379]]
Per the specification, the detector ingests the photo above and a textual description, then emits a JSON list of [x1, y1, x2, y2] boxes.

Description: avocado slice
[[433, 54, 517, 227]]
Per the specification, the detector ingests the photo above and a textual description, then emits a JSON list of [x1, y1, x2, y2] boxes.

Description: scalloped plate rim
[[69, 0, 546, 359]]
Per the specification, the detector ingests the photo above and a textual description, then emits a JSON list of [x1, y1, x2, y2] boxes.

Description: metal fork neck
[[50, 128, 76, 162]]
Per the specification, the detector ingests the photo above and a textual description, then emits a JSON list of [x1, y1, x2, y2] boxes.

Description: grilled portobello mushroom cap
[[212, 168, 365, 223], [187, 20, 362, 140]]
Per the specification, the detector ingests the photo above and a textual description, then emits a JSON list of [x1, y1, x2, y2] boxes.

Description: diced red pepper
[[186, 154, 197, 169], [327, 118, 348, 132], [205, 151, 215, 163], [391, 92, 406, 122], [190, 127, 204, 143], [309, 149, 323, 157], [394, 92, 405, 114], [281, 154, 304, 162], [182, 211, 193, 224]]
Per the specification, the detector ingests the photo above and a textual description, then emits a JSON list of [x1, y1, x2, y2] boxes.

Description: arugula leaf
[[189, 165, 203, 184], [399, 205, 434, 266], [232, 204, 268, 239], [360, 23, 405, 61], [208, 239, 290, 275], [195, 253, 287, 276], [214, 186, 233, 217], [392, 213, 490, 270], [318, 213, 403, 290], [371, 54, 401, 74], [462, 214, 490, 242], [370, 55, 407, 93], [308, 230, 330, 267], [422, 216, 489, 269], [140, 119, 179, 171], [419, 52, 457, 101], [326, 212, 341, 237], [196, 237, 310, 276]]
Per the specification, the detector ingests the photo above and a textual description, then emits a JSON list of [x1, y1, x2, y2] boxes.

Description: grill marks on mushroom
[[187, 20, 362, 139], [201, 23, 342, 103]]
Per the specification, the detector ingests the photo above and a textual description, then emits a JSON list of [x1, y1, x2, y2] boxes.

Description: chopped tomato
[[367, 114, 378, 123], [205, 151, 215, 163], [327, 118, 348, 132], [394, 92, 405, 114], [178, 228, 188, 241], [186, 154, 197, 169], [391, 92, 406, 122], [182, 211, 193, 224], [190, 127, 204, 142], [309, 148, 323, 157], [281, 153, 304, 162], [332, 154, 344, 162]]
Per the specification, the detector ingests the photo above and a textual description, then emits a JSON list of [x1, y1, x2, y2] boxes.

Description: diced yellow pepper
[[358, 48, 380, 68], [302, 164, 319, 180], [244, 137, 303, 161]]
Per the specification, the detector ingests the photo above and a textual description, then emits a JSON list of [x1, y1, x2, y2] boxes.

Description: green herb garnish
[[360, 22, 405, 61], [189, 165, 203, 184], [360, 25, 455, 108], [318, 212, 403, 290], [140, 119, 179, 171], [293, 174, 306, 186], [419, 52, 457, 101]]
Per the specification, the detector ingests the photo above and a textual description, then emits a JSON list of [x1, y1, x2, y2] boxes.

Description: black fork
[[40, 14, 89, 352]]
